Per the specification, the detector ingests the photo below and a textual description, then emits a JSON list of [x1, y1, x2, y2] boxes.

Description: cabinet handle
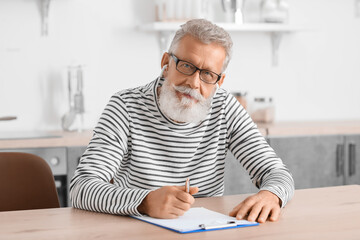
[[349, 143, 356, 176], [336, 144, 345, 177]]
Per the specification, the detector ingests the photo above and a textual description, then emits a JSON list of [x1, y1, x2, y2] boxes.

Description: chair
[[0, 152, 60, 211]]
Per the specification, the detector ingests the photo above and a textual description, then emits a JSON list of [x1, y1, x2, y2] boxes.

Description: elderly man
[[70, 19, 294, 223]]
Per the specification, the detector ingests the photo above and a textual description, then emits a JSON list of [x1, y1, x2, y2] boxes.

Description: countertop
[[0, 120, 360, 149], [0, 130, 93, 149], [257, 120, 360, 137]]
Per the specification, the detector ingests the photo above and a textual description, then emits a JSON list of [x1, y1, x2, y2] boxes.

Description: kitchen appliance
[[0, 147, 68, 207], [62, 65, 85, 132]]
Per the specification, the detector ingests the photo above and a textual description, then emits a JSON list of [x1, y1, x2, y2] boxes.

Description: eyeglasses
[[170, 54, 222, 85]]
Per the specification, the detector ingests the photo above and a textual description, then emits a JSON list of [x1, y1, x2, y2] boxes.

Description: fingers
[[269, 206, 281, 221], [174, 186, 198, 205], [173, 194, 192, 212], [142, 185, 200, 219], [165, 186, 199, 217], [257, 206, 271, 223], [189, 186, 199, 195], [168, 205, 189, 218], [229, 203, 242, 217], [247, 203, 263, 222], [229, 191, 282, 223], [232, 199, 254, 220], [176, 186, 199, 195]]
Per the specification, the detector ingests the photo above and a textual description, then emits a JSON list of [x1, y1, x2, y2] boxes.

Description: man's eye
[[204, 71, 214, 77], [181, 63, 192, 69]]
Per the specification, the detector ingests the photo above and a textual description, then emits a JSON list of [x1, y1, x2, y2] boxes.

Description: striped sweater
[[70, 77, 294, 215]]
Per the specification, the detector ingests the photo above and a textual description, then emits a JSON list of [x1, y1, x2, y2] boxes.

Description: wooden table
[[1, 185, 360, 240]]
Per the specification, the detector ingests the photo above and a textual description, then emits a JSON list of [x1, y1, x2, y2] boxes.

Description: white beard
[[158, 78, 215, 124]]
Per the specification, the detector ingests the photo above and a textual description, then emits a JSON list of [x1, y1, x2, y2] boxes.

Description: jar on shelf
[[155, 0, 211, 22], [232, 91, 248, 110], [250, 97, 275, 123]]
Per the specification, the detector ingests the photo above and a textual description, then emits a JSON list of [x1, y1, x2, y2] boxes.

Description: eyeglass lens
[[176, 60, 218, 84], [170, 54, 219, 84]]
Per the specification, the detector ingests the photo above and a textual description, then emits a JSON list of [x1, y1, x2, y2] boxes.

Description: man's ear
[[217, 73, 226, 87], [161, 52, 170, 70]]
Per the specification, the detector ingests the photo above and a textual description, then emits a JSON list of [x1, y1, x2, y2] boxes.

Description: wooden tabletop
[[1, 185, 359, 240]]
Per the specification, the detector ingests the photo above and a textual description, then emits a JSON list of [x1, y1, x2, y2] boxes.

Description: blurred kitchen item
[[260, 0, 289, 23], [194, 0, 211, 19], [234, 0, 245, 24], [39, 0, 51, 36], [155, 0, 165, 21], [250, 97, 275, 123], [222, 0, 236, 22], [221, 0, 244, 23], [61, 65, 85, 132], [155, 0, 210, 21], [61, 110, 76, 130], [0, 116, 17, 121], [232, 92, 248, 110]]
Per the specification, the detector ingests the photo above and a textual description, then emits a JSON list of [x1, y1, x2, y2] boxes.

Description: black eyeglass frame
[[169, 54, 222, 85]]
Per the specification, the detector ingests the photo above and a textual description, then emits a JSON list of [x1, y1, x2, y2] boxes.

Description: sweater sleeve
[[225, 94, 294, 207], [69, 93, 150, 215]]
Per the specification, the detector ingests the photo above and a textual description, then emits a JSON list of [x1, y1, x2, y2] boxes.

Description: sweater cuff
[[126, 189, 152, 216], [259, 173, 295, 208]]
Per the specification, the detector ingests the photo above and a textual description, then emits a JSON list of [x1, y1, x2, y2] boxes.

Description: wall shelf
[[139, 22, 306, 66]]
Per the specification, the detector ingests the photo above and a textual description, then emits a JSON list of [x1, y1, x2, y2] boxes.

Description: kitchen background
[[0, 0, 359, 132]]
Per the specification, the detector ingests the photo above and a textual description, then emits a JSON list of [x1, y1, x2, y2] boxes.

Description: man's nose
[[185, 70, 201, 89]]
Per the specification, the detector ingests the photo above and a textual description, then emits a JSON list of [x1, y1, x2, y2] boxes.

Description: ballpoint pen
[[185, 178, 190, 193]]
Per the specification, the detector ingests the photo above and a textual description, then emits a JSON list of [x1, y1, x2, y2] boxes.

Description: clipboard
[[131, 207, 259, 234]]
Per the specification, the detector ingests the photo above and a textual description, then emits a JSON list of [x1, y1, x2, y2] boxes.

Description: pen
[[199, 221, 237, 230], [185, 178, 190, 193]]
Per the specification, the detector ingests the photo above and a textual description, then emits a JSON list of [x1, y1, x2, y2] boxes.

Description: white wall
[[0, 0, 359, 132]]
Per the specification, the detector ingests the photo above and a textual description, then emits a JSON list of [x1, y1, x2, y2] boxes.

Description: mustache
[[173, 85, 205, 102]]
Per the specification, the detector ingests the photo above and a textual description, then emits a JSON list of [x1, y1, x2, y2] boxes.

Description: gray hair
[[168, 19, 233, 72]]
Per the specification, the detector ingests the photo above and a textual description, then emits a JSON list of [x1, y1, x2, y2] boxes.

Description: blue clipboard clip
[[199, 221, 237, 230]]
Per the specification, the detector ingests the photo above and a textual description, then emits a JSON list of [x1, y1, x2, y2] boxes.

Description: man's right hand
[[137, 185, 199, 219]]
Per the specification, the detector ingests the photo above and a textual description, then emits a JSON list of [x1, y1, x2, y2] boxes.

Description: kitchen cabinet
[[344, 135, 360, 185], [267, 134, 360, 189]]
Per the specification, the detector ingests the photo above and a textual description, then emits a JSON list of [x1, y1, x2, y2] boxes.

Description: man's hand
[[229, 190, 282, 223], [138, 185, 199, 219]]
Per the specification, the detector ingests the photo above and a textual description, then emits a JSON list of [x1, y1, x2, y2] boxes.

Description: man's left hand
[[229, 190, 281, 223]]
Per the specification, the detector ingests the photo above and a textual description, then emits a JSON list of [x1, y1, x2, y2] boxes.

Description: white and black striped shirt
[[70, 77, 294, 215]]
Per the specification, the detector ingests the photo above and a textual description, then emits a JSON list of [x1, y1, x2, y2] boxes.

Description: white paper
[[131, 207, 257, 233]]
